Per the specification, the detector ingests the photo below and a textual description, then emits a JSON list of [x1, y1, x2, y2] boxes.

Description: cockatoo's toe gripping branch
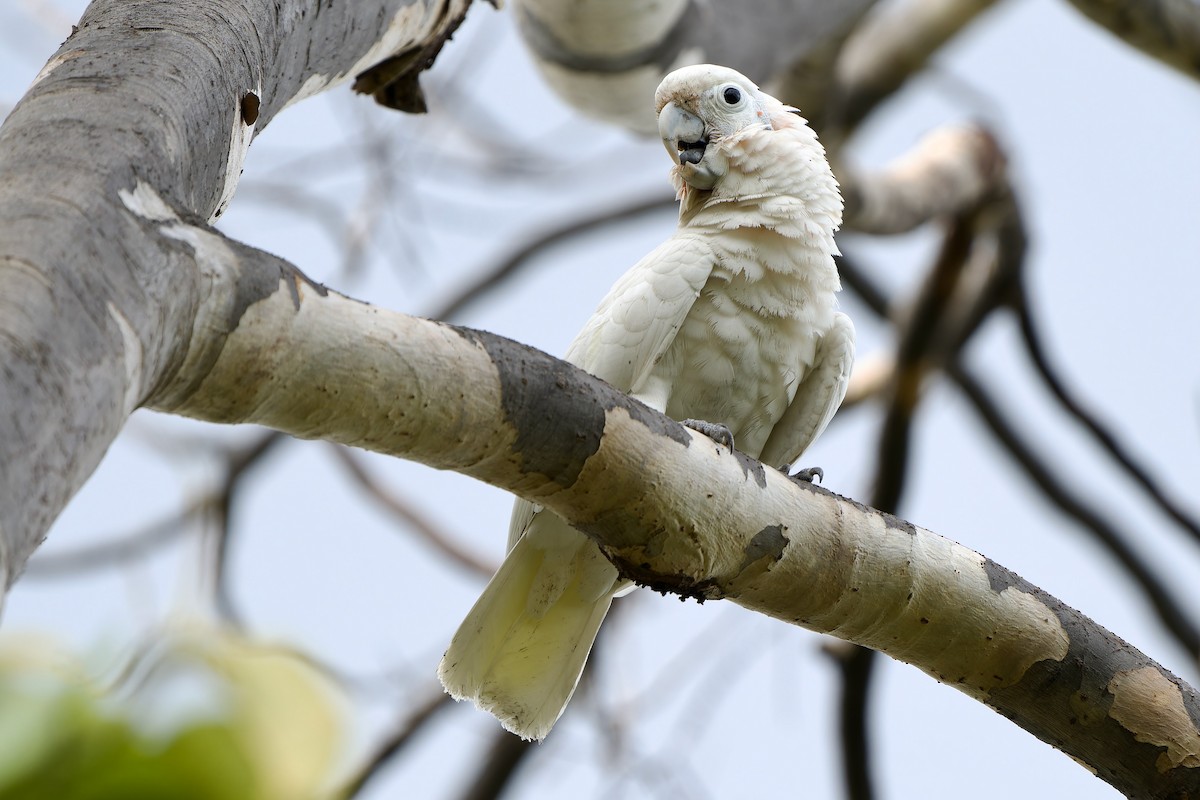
[[789, 466, 825, 484], [683, 418, 736, 452]]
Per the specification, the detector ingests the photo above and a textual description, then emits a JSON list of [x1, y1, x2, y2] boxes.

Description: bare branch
[[829, 0, 1004, 134], [22, 500, 211, 579], [841, 125, 1007, 235], [342, 690, 454, 798], [431, 193, 675, 321], [823, 640, 878, 800], [1015, 290, 1200, 548], [329, 444, 495, 578], [209, 433, 288, 628], [512, 0, 880, 133], [947, 362, 1200, 658], [874, 212, 977, 510], [1063, 0, 1200, 83], [458, 727, 536, 800], [0, 0, 476, 583]]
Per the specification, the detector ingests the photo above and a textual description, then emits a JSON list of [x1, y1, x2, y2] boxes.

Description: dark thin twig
[[843, 236, 1200, 657], [210, 432, 289, 627], [458, 728, 536, 800], [23, 499, 214, 579], [342, 690, 455, 798], [834, 252, 890, 317], [431, 194, 676, 321], [823, 641, 877, 800], [845, 201, 1009, 800], [875, 214, 976, 512], [23, 431, 289, 580], [1014, 288, 1200, 547], [329, 444, 495, 578], [948, 362, 1200, 657], [829, 248, 893, 800]]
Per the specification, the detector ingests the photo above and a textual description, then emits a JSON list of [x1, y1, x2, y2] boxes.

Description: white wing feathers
[[446, 233, 719, 741], [758, 311, 855, 470], [565, 233, 715, 395]]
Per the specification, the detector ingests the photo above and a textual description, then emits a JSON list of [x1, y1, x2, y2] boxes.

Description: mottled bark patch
[[1109, 667, 1200, 772], [882, 511, 916, 536], [734, 449, 768, 488], [227, 242, 328, 317], [987, 596, 1200, 798], [623, 399, 693, 448], [740, 524, 788, 570], [469, 329, 604, 487], [981, 556, 1039, 596]]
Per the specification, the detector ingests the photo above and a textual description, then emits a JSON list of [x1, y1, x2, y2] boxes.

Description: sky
[[2, 1, 1199, 798]]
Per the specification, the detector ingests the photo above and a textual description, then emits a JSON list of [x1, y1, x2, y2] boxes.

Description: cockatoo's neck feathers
[[671, 96, 842, 294]]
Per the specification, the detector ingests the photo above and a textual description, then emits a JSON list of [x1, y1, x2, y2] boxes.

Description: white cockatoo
[[438, 64, 854, 741]]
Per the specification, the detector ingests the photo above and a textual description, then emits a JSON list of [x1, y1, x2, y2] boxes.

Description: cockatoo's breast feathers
[[655, 64, 772, 192]]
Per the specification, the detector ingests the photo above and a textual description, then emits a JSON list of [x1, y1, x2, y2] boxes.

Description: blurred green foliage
[[0, 627, 346, 800]]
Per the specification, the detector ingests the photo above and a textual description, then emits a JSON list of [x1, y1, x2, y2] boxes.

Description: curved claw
[[683, 418, 735, 452], [790, 466, 824, 484]]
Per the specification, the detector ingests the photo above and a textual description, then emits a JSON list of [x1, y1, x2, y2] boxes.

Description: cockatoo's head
[[654, 64, 773, 191]]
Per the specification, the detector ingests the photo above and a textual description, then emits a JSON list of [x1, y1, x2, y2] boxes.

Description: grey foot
[[683, 418, 735, 452], [790, 466, 824, 484]]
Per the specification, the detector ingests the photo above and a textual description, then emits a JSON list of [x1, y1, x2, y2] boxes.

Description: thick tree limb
[[841, 124, 1007, 235], [0, 0, 475, 585], [511, 0, 879, 133], [96, 200, 1193, 794], [1064, 0, 1200, 83], [828, 0, 1003, 134]]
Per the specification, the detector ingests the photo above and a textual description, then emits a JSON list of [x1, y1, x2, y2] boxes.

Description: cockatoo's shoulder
[[565, 233, 715, 394]]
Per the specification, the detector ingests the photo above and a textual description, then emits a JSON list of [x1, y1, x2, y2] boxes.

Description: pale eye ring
[[722, 86, 742, 105]]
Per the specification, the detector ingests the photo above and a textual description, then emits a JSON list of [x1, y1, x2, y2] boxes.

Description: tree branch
[[329, 444, 495, 578], [458, 727, 536, 800], [823, 640, 878, 800], [840, 125, 1006, 235], [1063, 0, 1200, 83], [947, 362, 1200, 660], [123, 220, 1197, 795], [0, 0, 475, 585], [828, 0, 1003, 135], [511, 0, 879, 133], [1014, 290, 1200, 548], [342, 690, 454, 798], [432, 193, 675, 321]]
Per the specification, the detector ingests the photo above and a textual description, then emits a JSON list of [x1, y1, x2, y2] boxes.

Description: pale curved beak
[[658, 102, 708, 166]]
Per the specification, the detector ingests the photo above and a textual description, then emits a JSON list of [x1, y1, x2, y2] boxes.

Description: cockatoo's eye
[[722, 86, 742, 105]]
